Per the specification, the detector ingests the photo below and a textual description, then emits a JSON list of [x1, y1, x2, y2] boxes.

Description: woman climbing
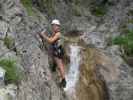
[[39, 19, 66, 88]]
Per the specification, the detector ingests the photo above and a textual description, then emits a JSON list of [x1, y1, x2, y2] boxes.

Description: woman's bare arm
[[45, 32, 60, 44], [40, 32, 60, 44]]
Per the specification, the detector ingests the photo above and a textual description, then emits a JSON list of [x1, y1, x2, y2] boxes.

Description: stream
[[63, 43, 106, 100], [64, 44, 81, 100]]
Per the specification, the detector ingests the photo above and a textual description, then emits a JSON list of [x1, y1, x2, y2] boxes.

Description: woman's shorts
[[52, 46, 64, 59]]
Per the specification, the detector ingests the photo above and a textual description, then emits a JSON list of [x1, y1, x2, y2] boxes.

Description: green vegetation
[[112, 30, 133, 56], [21, 0, 55, 16], [72, 0, 81, 5], [4, 35, 15, 50], [21, 0, 35, 16], [89, 0, 108, 17], [91, 6, 106, 17], [128, 19, 133, 24], [0, 58, 22, 84], [128, 9, 133, 16], [43, 0, 55, 16]]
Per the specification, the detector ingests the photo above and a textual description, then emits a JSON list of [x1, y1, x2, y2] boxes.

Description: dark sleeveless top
[[51, 32, 64, 58]]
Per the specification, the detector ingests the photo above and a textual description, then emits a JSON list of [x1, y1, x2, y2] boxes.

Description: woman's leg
[[54, 57, 65, 80]]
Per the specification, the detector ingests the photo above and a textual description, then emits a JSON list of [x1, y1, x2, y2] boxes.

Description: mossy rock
[[128, 19, 133, 24], [4, 35, 15, 50], [21, 0, 35, 16]]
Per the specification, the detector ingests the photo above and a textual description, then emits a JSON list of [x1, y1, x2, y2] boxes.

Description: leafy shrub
[[21, 0, 55, 16], [89, 0, 108, 17], [21, 0, 34, 16], [112, 30, 133, 56], [90, 6, 106, 17], [0, 59, 22, 84]]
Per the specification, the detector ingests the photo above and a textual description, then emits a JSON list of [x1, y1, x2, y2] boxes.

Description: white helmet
[[51, 19, 61, 25]]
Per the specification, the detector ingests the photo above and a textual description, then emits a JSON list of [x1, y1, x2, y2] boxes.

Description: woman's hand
[[42, 32, 47, 39], [40, 31, 44, 36], [38, 31, 46, 38]]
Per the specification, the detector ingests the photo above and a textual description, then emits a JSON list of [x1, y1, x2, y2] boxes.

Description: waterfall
[[64, 44, 81, 98]]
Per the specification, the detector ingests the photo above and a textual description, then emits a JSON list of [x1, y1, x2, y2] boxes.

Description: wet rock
[[75, 47, 106, 100], [64, 39, 133, 100]]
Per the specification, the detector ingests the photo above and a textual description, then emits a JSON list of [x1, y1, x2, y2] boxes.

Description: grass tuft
[[0, 58, 22, 84]]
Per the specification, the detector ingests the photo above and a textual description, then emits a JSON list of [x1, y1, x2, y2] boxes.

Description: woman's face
[[52, 24, 60, 32]]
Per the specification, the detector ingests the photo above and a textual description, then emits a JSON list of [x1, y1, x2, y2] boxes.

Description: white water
[[64, 44, 81, 96]]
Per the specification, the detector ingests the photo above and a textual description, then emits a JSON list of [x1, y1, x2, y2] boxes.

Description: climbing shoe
[[60, 78, 66, 88]]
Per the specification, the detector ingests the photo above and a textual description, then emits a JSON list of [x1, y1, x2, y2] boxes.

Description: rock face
[[33, 0, 133, 47], [0, 0, 67, 100], [0, 0, 133, 100], [0, 84, 17, 100], [66, 42, 133, 100], [94, 47, 133, 100]]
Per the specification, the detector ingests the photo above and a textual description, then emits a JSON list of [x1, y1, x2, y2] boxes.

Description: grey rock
[[0, 0, 133, 100], [0, 21, 9, 39], [0, 84, 17, 100], [95, 47, 133, 100], [106, 45, 122, 56], [82, 32, 106, 48], [0, 67, 6, 87], [0, 0, 67, 100]]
